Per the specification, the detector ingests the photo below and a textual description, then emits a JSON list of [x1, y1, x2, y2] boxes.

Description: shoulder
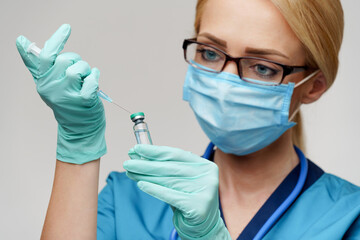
[[101, 171, 153, 201], [316, 173, 360, 200], [265, 172, 360, 238], [304, 159, 360, 200], [105, 171, 132, 183], [104, 171, 136, 188], [300, 172, 360, 225], [98, 171, 139, 209], [98, 171, 139, 200], [98, 172, 174, 239], [100, 171, 172, 210]]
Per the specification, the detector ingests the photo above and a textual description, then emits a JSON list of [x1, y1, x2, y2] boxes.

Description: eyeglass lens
[[186, 42, 284, 84]]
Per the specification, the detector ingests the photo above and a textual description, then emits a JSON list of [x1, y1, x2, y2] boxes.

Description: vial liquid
[[130, 112, 153, 145]]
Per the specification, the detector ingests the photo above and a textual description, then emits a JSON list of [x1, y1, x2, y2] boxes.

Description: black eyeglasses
[[183, 38, 308, 85]]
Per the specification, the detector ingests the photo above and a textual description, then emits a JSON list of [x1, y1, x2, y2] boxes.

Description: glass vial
[[130, 112, 153, 145]]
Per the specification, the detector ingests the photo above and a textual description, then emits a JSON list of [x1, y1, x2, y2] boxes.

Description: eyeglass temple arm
[[290, 66, 308, 74]]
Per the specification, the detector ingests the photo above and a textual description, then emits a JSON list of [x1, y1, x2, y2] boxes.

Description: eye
[[203, 50, 218, 61], [241, 58, 283, 83], [254, 64, 278, 77], [248, 62, 282, 80], [196, 48, 221, 62]]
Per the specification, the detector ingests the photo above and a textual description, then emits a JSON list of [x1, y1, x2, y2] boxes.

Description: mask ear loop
[[294, 69, 320, 88], [289, 107, 301, 122], [289, 69, 321, 122]]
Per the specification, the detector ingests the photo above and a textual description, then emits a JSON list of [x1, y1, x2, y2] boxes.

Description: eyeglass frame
[[182, 38, 309, 85]]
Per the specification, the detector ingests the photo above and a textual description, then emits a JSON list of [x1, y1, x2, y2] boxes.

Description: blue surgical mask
[[183, 64, 318, 156]]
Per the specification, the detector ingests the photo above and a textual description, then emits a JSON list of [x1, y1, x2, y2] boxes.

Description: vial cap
[[130, 112, 145, 121]]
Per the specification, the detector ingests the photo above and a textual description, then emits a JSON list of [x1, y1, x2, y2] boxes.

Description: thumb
[[40, 24, 72, 73], [80, 68, 100, 104], [16, 35, 40, 77]]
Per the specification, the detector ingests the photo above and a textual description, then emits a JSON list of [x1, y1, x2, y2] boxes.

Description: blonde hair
[[194, 0, 344, 151]]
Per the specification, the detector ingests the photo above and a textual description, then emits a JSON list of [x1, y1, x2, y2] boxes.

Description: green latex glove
[[124, 145, 231, 240], [16, 24, 106, 164]]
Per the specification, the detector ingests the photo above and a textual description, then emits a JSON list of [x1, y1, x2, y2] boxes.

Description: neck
[[214, 130, 299, 198]]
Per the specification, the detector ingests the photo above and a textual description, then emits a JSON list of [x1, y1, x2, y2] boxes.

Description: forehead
[[199, 0, 304, 64]]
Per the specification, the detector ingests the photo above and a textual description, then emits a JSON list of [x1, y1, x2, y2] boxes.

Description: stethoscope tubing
[[253, 146, 308, 239], [170, 228, 178, 240]]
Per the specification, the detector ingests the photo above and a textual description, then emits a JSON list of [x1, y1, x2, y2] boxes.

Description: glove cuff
[[56, 117, 107, 164], [175, 210, 231, 240]]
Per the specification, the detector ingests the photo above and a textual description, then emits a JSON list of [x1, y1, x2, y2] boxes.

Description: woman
[[16, 0, 360, 239]]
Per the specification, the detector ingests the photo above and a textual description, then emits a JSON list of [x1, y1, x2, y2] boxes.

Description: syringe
[[27, 43, 131, 114]]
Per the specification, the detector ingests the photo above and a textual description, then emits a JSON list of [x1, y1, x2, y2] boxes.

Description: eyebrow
[[198, 32, 289, 60], [245, 47, 289, 60], [198, 32, 227, 48]]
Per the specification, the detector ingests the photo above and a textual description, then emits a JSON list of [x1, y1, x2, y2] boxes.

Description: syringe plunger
[[27, 43, 41, 57]]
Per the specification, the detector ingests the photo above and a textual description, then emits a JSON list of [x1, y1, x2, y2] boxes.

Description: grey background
[[0, 0, 359, 239]]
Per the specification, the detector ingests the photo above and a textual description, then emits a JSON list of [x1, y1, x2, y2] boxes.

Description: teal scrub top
[[97, 147, 360, 240]]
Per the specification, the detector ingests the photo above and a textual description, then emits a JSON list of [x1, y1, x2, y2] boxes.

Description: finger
[[53, 52, 82, 73], [37, 52, 81, 86], [133, 144, 204, 163], [16, 35, 40, 77], [123, 159, 210, 177], [80, 68, 100, 101], [137, 181, 189, 213], [128, 147, 141, 159], [40, 24, 71, 73], [65, 60, 91, 90], [126, 172, 200, 193]]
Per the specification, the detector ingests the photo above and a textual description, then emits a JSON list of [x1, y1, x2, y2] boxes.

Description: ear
[[301, 71, 327, 104]]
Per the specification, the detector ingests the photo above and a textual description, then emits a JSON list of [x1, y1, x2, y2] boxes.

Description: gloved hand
[[123, 145, 231, 240], [16, 24, 106, 164]]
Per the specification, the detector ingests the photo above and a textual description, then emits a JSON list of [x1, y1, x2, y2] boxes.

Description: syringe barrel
[[131, 112, 153, 145]]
